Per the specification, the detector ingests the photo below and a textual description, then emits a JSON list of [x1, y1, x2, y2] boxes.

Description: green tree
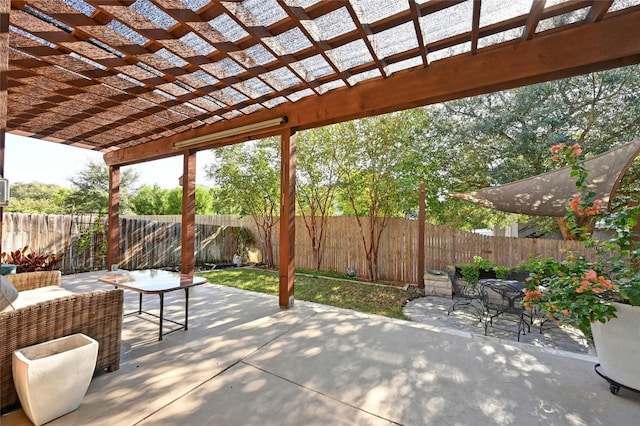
[[65, 161, 139, 214], [130, 184, 168, 215], [131, 185, 214, 215], [296, 126, 341, 270], [194, 186, 214, 215], [429, 64, 640, 230], [162, 186, 214, 215], [208, 186, 240, 215], [5, 182, 68, 213], [165, 188, 183, 214], [205, 139, 281, 267], [333, 112, 429, 281]]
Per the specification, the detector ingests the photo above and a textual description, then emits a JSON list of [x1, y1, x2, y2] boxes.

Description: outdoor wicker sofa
[[0, 271, 124, 411]]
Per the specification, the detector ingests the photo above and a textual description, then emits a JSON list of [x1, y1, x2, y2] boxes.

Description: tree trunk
[[556, 215, 596, 240], [252, 215, 276, 268], [556, 216, 575, 240], [263, 225, 274, 268]]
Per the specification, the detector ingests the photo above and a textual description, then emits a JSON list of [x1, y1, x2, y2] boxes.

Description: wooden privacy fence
[[1, 213, 590, 282], [133, 215, 591, 283], [1, 213, 239, 274], [2, 213, 105, 273]]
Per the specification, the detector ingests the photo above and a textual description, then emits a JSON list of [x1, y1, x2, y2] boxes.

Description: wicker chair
[[1, 271, 124, 411], [446, 269, 485, 321]]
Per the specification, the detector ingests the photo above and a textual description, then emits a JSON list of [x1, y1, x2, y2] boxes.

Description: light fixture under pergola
[[172, 117, 288, 149]]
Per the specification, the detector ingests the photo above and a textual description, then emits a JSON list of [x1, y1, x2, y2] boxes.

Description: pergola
[[1, 0, 640, 307]]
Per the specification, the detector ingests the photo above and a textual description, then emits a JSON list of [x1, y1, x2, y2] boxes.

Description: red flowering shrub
[[1, 246, 62, 273], [524, 143, 640, 337]]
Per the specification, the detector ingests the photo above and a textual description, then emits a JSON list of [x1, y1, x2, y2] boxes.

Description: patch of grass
[[197, 267, 420, 320]]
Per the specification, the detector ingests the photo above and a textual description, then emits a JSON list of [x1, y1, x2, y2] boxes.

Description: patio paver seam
[[240, 360, 403, 426], [130, 308, 321, 426]]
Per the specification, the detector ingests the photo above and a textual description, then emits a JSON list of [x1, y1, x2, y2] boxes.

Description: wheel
[[610, 383, 620, 395]]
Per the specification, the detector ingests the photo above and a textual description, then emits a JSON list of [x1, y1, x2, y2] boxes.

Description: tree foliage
[[332, 111, 432, 281], [5, 182, 68, 214], [129, 184, 167, 215], [65, 161, 139, 214], [205, 139, 281, 267], [296, 127, 341, 270], [129, 185, 215, 215]]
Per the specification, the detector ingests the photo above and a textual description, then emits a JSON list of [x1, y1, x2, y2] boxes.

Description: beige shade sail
[[448, 138, 640, 216]]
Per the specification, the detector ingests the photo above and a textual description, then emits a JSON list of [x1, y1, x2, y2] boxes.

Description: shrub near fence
[[1, 213, 592, 283]]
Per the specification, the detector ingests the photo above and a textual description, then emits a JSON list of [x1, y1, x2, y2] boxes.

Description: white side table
[[12, 334, 98, 426]]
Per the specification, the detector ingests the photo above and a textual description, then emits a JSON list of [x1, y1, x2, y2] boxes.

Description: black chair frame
[[480, 279, 531, 341], [446, 269, 485, 321]]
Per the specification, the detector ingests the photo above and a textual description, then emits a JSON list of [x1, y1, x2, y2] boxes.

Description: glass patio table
[[99, 269, 207, 341]]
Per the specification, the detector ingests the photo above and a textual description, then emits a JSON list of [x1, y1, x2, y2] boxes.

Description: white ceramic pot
[[591, 302, 640, 391], [12, 334, 99, 426]]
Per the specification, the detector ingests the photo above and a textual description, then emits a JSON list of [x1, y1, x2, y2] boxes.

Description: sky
[[4, 133, 217, 189]]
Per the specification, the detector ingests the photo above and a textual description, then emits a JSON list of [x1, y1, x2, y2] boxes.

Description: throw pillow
[[0, 275, 19, 312]]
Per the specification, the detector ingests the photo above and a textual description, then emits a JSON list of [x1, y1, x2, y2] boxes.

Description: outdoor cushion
[[9, 286, 75, 311], [0, 276, 19, 312]]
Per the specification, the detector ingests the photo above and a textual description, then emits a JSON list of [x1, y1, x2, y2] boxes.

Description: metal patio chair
[[480, 279, 531, 341], [446, 269, 485, 321]]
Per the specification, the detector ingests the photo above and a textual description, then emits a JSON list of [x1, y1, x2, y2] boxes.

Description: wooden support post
[[418, 183, 425, 289], [0, 3, 8, 256], [181, 151, 196, 275], [279, 129, 296, 308], [0, 131, 4, 256], [106, 166, 120, 269]]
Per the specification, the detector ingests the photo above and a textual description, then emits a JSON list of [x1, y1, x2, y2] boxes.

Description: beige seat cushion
[[8, 286, 76, 311]]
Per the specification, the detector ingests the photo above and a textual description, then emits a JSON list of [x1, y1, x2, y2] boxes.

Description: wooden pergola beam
[[104, 10, 640, 167], [522, 0, 546, 41]]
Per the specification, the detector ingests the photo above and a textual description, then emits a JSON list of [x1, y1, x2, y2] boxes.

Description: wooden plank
[[418, 183, 425, 288], [0, 0, 8, 255]]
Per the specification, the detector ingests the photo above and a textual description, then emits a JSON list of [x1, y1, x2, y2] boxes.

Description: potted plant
[[523, 142, 640, 393]]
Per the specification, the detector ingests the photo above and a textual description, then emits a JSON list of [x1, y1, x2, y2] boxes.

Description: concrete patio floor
[[3, 271, 640, 426]]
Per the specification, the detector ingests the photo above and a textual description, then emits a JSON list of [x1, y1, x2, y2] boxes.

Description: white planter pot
[[12, 334, 99, 426], [591, 302, 640, 391]]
